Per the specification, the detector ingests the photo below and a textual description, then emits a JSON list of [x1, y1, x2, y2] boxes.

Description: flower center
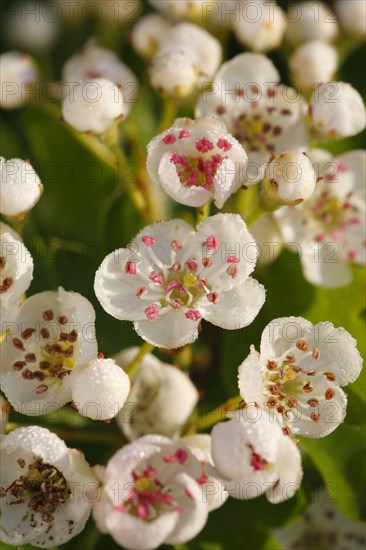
[[263, 340, 337, 428], [11, 309, 78, 395], [232, 109, 281, 155], [170, 152, 225, 190], [1, 457, 70, 523]]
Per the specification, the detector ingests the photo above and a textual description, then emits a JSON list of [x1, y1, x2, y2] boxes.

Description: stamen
[[42, 310, 54, 321]]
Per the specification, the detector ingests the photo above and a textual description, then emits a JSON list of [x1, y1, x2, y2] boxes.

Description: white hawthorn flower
[[274, 490, 366, 549], [94, 214, 266, 349], [150, 23, 222, 100], [114, 347, 198, 439], [336, 0, 366, 38], [274, 149, 366, 287], [196, 53, 308, 182], [0, 287, 98, 416], [262, 151, 317, 207], [0, 223, 33, 324], [232, 0, 286, 53], [62, 78, 125, 134], [309, 82, 366, 139], [0, 51, 38, 110], [285, 2, 338, 45], [0, 426, 95, 547], [131, 14, 172, 59], [62, 41, 138, 116], [211, 409, 303, 503], [93, 435, 210, 549], [180, 434, 228, 511], [146, 117, 249, 208], [0, 157, 42, 217], [289, 40, 338, 90], [238, 317, 363, 438]]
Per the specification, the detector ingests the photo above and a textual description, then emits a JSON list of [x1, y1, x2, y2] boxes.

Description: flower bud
[[286, 2, 338, 45], [309, 81, 366, 138], [336, 0, 366, 38], [149, 0, 205, 23], [150, 23, 222, 100], [62, 78, 125, 134], [131, 14, 172, 58], [0, 52, 38, 110], [232, 1, 286, 53], [0, 157, 42, 216], [262, 151, 317, 207], [289, 40, 338, 90]]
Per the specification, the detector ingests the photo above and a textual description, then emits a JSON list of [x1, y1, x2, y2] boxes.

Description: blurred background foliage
[[0, 0, 365, 549]]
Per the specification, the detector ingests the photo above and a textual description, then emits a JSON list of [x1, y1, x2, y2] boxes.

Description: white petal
[[0, 158, 42, 216], [266, 436, 303, 504], [304, 322, 363, 386], [106, 504, 178, 550], [200, 277, 265, 330], [335, 149, 366, 196], [249, 214, 283, 266], [165, 472, 208, 544], [134, 309, 199, 349], [1, 426, 71, 473], [196, 213, 259, 287], [300, 242, 352, 288], [238, 345, 264, 406], [71, 358, 131, 420], [0, 230, 33, 323], [260, 316, 313, 359]]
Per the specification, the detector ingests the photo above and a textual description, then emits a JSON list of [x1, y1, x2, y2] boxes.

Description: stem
[[196, 201, 211, 223], [126, 343, 155, 377], [159, 100, 177, 133], [187, 395, 243, 433], [108, 141, 148, 218]]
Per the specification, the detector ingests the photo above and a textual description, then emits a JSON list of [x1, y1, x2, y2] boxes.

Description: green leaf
[[300, 423, 366, 520]]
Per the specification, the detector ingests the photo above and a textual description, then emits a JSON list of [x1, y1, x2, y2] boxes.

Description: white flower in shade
[[0, 288, 98, 416], [5, 1, 59, 51], [62, 78, 125, 134], [249, 214, 282, 266], [70, 357, 131, 421], [94, 214, 266, 349], [309, 82, 366, 139], [114, 347, 198, 440], [274, 149, 366, 287], [0, 223, 33, 324], [93, 435, 209, 550], [0, 426, 95, 547], [262, 151, 317, 207], [289, 40, 338, 90], [238, 317, 363, 438], [146, 117, 249, 208], [62, 41, 138, 116], [274, 490, 366, 549], [232, 0, 286, 53], [196, 53, 308, 182], [150, 23, 222, 100], [131, 14, 172, 59], [0, 157, 42, 217], [180, 434, 228, 511], [285, 2, 338, 45], [336, 0, 366, 38], [211, 409, 303, 503], [0, 51, 38, 110]]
